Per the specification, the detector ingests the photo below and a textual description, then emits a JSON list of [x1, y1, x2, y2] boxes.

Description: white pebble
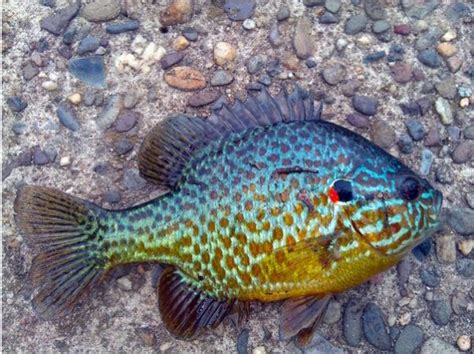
[[441, 30, 457, 42], [335, 38, 348, 51], [459, 98, 469, 108], [457, 335, 471, 351], [67, 93, 81, 105], [252, 346, 266, 354], [242, 19, 256, 30], [60, 156, 71, 167], [42, 81, 58, 91]]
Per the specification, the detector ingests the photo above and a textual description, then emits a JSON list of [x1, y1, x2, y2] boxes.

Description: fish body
[[15, 87, 442, 340]]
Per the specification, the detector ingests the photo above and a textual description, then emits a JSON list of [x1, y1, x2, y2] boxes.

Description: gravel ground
[[2, 0, 473, 353]]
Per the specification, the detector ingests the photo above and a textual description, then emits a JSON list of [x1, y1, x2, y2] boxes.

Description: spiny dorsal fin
[[158, 267, 234, 339], [138, 86, 322, 189]]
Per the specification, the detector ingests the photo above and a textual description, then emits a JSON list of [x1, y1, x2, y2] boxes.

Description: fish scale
[[15, 86, 442, 340]]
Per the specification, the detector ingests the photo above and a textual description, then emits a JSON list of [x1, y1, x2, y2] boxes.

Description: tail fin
[[14, 185, 108, 319]]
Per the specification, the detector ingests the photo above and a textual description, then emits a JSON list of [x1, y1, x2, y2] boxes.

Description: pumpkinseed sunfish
[[15, 86, 442, 342]]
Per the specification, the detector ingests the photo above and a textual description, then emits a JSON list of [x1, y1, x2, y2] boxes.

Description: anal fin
[[279, 295, 332, 347], [158, 267, 234, 339]]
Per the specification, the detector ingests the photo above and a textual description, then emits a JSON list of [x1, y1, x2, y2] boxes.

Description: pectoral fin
[[279, 295, 332, 347], [158, 267, 234, 339]]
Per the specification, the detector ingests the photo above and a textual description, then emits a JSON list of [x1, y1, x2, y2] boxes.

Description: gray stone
[[33, 146, 50, 165], [446, 2, 472, 21], [400, 102, 421, 116], [7, 96, 27, 112], [447, 208, 474, 235], [463, 125, 474, 140], [81, 0, 121, 22], [115, 109, 139, 132], [456, 259, 474, 278], [372, 20, 390, 33], [391, 63, 413, 84], [418, 49, 442, 68], [343, 299, 363, 346], [103, 190, 121, 204], [188, 90, 220, 107], [268, 22, 282, 47], [40, 0, 80, 35], [160, 52, 184, 70], [242, 18, 255, 30], [224, 0, 256, 21], [344, 14, 368, 35], [58, 45, 72, 59], [77, 36, 100, 55], [416, 97, 431, 115], [294, 17, 314, 59], [325, 0, 341, 13], [394, 324, 424, 354], [362, 303, 391, 351], [447, 126, 461, 143], [435, 79, 457, 99], [319, 12, 340, 24], [371, 120, 396, 148], [258, 74, 272, 86], [236, 328, 250, 354], [322, 64, 346, 86], [347, 113, 369, 129], [211, 70, 234, 86], [12, 122, 27, 135], [69, 56, 106, 88], [420, 149, 434, 176], [97, 95, 123, 130], [22, 62, 39, 81], [106, 20, 140, 34], [341, 79, 361, 97], [406, 118, 425, 141], [323, 300, 342, 324], [352, 95, 378, 116], [123, 93, 139, 109], [364, 0, 386, 20], [465, 191, 474, 209], [420, 337, 458, 354], [420, 268, 440, 287], [56, 102, 80, 131], [276, 4, 290, 21], [452, 141, 473, 164], [114, 139, 134, 155], [402, 0, 440, 19], [303, 0, 325, 6], [435, 98, 453, 125], [430, 299, 452, 326], [246, 55, 266, 75], [123, 169, 147, 191], [398, 134, 414, 154], [182, 27, 198, 41], [415, 28, 443, 51], [303, 333, 345, 354], [62, 26, 76, 45], [435, 165, 453, 184]]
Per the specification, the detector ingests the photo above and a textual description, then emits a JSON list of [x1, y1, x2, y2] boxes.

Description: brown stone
[[164, 66, 206, 91], [187, 89, 220, 107], [390, 63, 412, 84], [160, 0, 193, 27], [437, 42, 457, 58]]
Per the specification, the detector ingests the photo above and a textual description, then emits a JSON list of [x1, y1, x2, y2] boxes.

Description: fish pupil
[[332, 180, 353, 203], [400, 177, 420, 201]]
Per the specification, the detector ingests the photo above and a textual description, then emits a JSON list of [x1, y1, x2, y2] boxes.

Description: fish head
[[334, 159, 443, 256]]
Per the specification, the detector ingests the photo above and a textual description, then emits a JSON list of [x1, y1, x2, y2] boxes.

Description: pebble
[[362, 303, 391, 351], [420, 149, 434, 176], [33, 146, 50, 165], [56, 102, 80, 131], [322, 63, 346, 86], [12, 122, 27, 135], [258, 75, 272, 86], [347, 113, 369, 128], [435, 79, 456, 100], [58, 45, 72, 59], [335, 38, 348, 51], [182, 27, 198, 42], [268, 22, 282, 47], [456, 259, 474, 278], [435, 98, 453, 125], [344, 14, 368, 35], [420, 268, 440, 287], [323, 300, 342, 324], [293, 17, 314, 59], [398, 134, 414, 154], [452, 292, 469, 315], [387, 44, 405, 62], [40, 0, 80, 35], [437, 42, 457, 58], [441, 29, 457, 42], [160, 52, 184, 70], [405, 118, 425, 141], [412, 238, 432, 261], [435, 165, 453, 184], [7, 96, 27, 112], [319, 12, 340, 24], [394, 324, 424, 354], [59, 156, 71, 167], [123, 93, 139, 109], [363, 51, 385, 64], [22, 62, 39, 81], [42, 81, 58, 91], [372, 20, 390, 33], [447, 208, 474, 235], [420, 337, 458, 354], [214, 42, 237, 66], [67, 93, 81, 105], [464, 125, 474, 139], [188, 90, 220, 107], [97, 95, 123, 130], [364, 0, 386, 20], [173, 36, 189, 51], [224, 0, 256, 21], [458, 240, 473, 256], [430, 299, 452, 326], [343, 299, 363, 346], [325, 0, 341, 13], [394, 24, 411, 35], [242, 19, 256, 30], [352, 95, 378, 116], [114, 109, 139, 132], [83, 91, 95, 106], [81, 0, 121, 22], [164, 66, 206, 91], [77, 36, 100, 55], [159, 0, 193, 26], [39, 0, 56, 7], [458, 86, 472, 98], [304, 0, 325, 6], [69, 56, 106, 89], [341, 79, 360, 97], [116, 276, 133, 291], [306, 58, 317, 68], [402, 0, 440, 19], [252, 346, 266, 354], [452, 141, 473, 164], [114, 139, 134, 155], [400, 102, 421, 116], [136, 327, 156, 347], [276, 4, 290, 21], [106, 20, 140, 34], [236, 328, 250, 354], [417, 49, 442, 68], [303, 333, 345, 354], [247, 55, 266, 75], [436, 235, 456, 263], [465, 191, 474, 209], [457, 335, 471, 352], [211, 70, 233, 86], [371, 120, 396, 148], [390, 63, 412, 84]]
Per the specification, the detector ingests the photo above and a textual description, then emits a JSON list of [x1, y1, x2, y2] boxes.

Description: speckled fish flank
[[15, 86, 442, 340]]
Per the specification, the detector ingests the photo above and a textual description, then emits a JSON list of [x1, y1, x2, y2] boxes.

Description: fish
[[15, 86, 443, 343]]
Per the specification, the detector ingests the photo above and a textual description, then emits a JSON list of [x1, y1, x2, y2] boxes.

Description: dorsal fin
[[138, 86, 322, 189]]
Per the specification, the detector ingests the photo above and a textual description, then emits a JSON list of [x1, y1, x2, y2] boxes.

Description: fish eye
[[329, 179, 353, 203], [399, 176, 421, 201]]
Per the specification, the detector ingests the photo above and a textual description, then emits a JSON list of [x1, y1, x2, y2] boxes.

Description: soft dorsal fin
[[138, 86, 322, 189], [158, 267, 234, 339]]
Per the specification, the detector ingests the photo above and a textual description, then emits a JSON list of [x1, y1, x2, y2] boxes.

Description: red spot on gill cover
[[328, 186, 339, 203]]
